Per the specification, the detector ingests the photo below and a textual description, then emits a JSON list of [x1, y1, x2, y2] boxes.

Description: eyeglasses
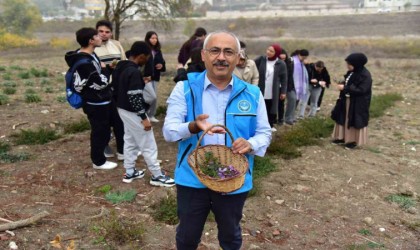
[[204, 47, 237, 58]]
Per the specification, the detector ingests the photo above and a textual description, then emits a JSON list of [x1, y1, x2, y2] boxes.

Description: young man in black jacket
[[112, 41, 175, 186], [64, 27, 117, 170]]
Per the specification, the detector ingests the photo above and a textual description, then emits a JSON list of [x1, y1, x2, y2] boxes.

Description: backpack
[[65, 58, 91, 109]]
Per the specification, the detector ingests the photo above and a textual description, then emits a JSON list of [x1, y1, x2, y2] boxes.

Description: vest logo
[[238, 100, 251, 112]]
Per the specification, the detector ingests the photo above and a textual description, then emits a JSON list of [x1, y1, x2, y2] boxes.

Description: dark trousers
[[176, 185, 248, 250], [318, 87, 326, 108], [264, 99, 276, 128], [109, 100, 124, 154], [277, 98, 285, 123], [82, 103, 111, 166]]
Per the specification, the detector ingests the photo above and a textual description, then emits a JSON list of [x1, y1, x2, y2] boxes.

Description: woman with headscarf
[[255, 44, 288, 132], [331, 53, 372, 149], [285, 49, 309, 125]]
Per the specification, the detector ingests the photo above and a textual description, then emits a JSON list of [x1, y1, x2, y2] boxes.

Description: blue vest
[[175, 71, 261, 194]]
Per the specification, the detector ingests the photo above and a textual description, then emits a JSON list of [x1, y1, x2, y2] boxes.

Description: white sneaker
[[149, 117, 159, 123], [271, 127, 277, 132], [316, 107, 321, 111], [93, 161, 118, 170], [117, 153, 124, 161]]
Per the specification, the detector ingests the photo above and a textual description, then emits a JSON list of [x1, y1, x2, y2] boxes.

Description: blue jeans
[[176, 185, 248, 250], [298, 84, 322, 118]]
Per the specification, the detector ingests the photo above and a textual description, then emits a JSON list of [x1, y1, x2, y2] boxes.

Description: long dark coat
[[331, 67, 372, 129]]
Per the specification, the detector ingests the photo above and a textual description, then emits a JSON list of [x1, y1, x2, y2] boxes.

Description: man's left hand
[[232, 138, 252, 154]]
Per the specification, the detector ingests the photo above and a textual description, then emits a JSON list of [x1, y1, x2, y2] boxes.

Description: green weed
[[370, 93, 403, 118], [358, 229, 372, 236], [0, 66, 6, 71], [96, 184, 112, 194], [2, 81, 16, 87], [9, 65, 24, 71], [3, 87, 16, 95], [13, 128, 60, 145], [0, 94, 9, 105], [92, 209, 144, 247], [0, 141, 11, 153], [44, 87, 54, 93], [18, 71, 31, 79], [386, 194, 416, 210], [24, 80, 35, 86], [30, 68, 47, 77], [151, 192, 178, 225], [3, 73, 12, 80], [155, 105, 167, 117], [57, 95, 67, 103], [25, 93, 42, 103], [63, 118, 90, 134], [25, 88, 36, 94], [0, 141, 29, 163], [249, 156, 277, 197], [105, 189, 137, 204], [406, 140, 420, 145], [40, 78, 50, 85]]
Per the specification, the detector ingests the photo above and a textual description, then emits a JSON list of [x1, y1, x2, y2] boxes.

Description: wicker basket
[[187, 124, 249, 193]]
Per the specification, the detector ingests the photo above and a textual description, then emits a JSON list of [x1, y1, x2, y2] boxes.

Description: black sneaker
[[150, 174, 175, 187], [345, 142, 357, 149], [332, 139, 345, 145], [122, 169, 145, 183]]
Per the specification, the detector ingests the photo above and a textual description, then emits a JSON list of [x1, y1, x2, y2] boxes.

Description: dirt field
[[1, 13, 420, 250]]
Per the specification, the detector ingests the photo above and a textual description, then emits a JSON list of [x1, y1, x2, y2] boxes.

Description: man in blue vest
[[163, 31, 272, 250]]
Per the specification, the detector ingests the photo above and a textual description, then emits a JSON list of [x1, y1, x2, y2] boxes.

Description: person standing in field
[[163, 31, 271, 250], [331, 53, 372, 149], [233, 41, 259, 85], [177, 27, 207, 68], [255, 44, 287, 131], [94, 19, 125, 161], [65, 27, 117, 170], [112, 41, 175, 186], [143, 31, 166, 123]]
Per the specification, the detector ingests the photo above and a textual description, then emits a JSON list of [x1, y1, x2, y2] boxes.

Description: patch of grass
[[13, 128, 60, 145], [358, 229, 372, 236], [406, 140, 420, 145], [96, 184, 112, 194], [268, 117, 334, 159], [155, 105, 167, 117], [44, 87, 54, 93], [17, 71, 31, 79], [366, 147, 381, 154], [57, 95, 67, 103], [40, 78, 50, 85], [151, 192, 178, 225], [63, 118, 90, 134], [370, 93, 403, 118], [9, 65, 24, 71], [30, 68, 47, 77], [3, 87, 16, 95], [24, 80, 35, 86], [0, 152, 30, 163], [367, 242, 385, 248], [25, 88, 36, 94], [347, 242, 385, 250], [385, 194, 416, 210], [105, 189, 137, 204], [25, 93, 42, 103], [3, 81, 16, 87], [0, 141, 29, 163], [0, 94, 9, 105], [92, 209, 144, 247], [3, 73, 12, 80], [0, 66, 6, 71], [249, 156, 277, 197]]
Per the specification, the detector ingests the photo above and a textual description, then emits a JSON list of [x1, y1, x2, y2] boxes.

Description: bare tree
[[103, 0, 180, 40]]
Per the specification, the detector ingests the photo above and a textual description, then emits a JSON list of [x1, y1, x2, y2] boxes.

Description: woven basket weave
[[187, 124, 249, 193]]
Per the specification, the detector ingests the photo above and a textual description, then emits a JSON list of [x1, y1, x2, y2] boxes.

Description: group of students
[[64, 20, 174, 187]]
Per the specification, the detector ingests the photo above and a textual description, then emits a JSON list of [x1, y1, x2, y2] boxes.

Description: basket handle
[[194, 124, 235, 169]]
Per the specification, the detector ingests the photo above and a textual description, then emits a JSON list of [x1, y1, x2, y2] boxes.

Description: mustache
[[213, 60, 229, 67]]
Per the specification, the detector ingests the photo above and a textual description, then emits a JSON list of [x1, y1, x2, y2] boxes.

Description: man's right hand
[[142, 119, 152, 131], [195, 114, 226, 135]]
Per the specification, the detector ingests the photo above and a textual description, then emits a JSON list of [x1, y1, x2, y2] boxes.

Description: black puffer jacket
[[144, 50, 166, 82]]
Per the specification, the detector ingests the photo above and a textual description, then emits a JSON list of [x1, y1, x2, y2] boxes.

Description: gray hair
[[202, 31, 241, 53]]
